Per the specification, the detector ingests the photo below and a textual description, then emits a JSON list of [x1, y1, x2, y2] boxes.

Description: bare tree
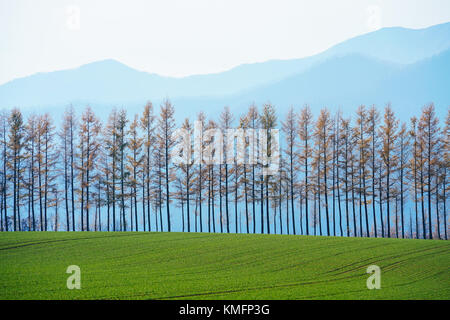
[[397, 123, 410, 238], [418, 104, 440, 239], [246, 105, 259, 234], [260, 102, 277, 234], [7, 109, 25, 231], [298, 105, 314, 235], [315, 108, 333, 236], [220, 106, 234, 233], [79, 107, 101, 231], [367, 106, 380, 237], [157, 99, 176, 232], [127, 114, 143, 231], [140, 102, 155, 231], [282, 106, 298, 235], [380, 104, 399, 238]]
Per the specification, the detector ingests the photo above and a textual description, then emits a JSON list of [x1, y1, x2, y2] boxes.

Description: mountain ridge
[[0, 22, 449, 119]]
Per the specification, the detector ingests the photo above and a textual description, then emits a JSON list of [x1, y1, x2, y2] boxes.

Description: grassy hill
[[0, 232, 448, 299]]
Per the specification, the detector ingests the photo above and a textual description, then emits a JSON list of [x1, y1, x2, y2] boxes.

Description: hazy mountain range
[[0, 22, 449, 121]]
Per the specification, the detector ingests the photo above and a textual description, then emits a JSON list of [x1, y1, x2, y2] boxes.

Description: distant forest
[[0, 101, 448, 240]]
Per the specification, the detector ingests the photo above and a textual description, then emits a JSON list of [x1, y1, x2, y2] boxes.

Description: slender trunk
[[332, 130, 336, 236], [279, 178, 283, 234], [44, 133, 48, 231], [13, 148, 17, 231], [27, 168, 31, 230], [400, 144, 405, 238], [299, 193, 303, 235], [181, 198, 185, 232], [187, 165, 190, 232], [211, 165, 216, 233], [199, 163, 202, 232], [134, 172, 138, 232], [225, 164, 229, 233], [98, 183, 101, 231], [427, 124, 432, 239], [273, 203, 277, 232], [290, 146, 295, 235], [386, 134, 391, 238], [208, 166, 211, 233], [146, 120, 152, 232], [260, 174, 264, 234], [420, 155, 426, 239], [305, 137, 309, 235], [38, 136, 43, 231], [107, 177, 110, 232], [395, 196, 399, 238], [142, 174, 146, 231], [409, 210, 413, 238], [165, 125, 171, 232], [435, 174, 440, 239], [2, 124, 8, 232], [285, 179, 289, 235], [266, 177, 270, 234], [194, 195, 198, 232], [17, 156, 22, 231], [0, 185, 3, 231], [252, 164, 256, 234], [86, 124, 90, 232], [317, 156, 322, 236], [112, 154, 116, 232], [54, 196, 58, 231], [130, 188, 133, 231], [351, 162, 356, 237], [219, 164, 223, 233], [443, 167, 447, 240], [64, 137, 69, 231], [70, 120, 75, 232], [413, 136, 418, 239], [121, 127, 126, 231], [363, 167, 369, 237], [158, 162, 163, 231], [371, 129, 377, 237], [244, 164, 249, 234], [280, 181, 288, 234], [323, 131, 330, 236], [234, 162, 238, 233], [344, 146, 350, 237], [279, 182, 283, 234], [313, 188, 317, 236], [337, 159, 343, 237], [80, 150, 84, 231], [379, 163, 384, 237], [359, 163, 363, 237]]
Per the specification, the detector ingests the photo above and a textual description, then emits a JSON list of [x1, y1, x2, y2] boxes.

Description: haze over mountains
[[0, 22, 449, 121]]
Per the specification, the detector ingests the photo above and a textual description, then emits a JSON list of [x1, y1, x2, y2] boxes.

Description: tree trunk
[[266, 177, 270, 234], [225, 164, 229, 233]]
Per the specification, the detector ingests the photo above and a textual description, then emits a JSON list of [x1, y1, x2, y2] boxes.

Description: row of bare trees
[[0, 101, 448, 239]]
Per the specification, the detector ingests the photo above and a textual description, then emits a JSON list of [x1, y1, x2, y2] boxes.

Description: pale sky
[[1, 0, 450, 84]]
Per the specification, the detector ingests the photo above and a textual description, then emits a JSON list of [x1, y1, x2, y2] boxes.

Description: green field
[[0, 232, 448, 299]]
